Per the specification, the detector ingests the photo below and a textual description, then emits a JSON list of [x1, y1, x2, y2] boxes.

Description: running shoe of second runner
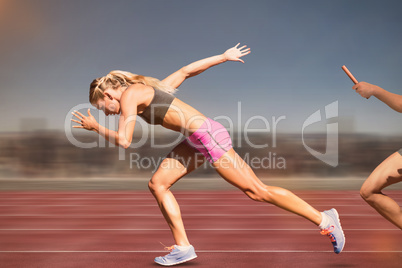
[[320, 208, 345, 254], [154, 245, 197, 266]]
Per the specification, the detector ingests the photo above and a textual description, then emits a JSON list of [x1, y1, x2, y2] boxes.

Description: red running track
[[0, 190, 401, 267]]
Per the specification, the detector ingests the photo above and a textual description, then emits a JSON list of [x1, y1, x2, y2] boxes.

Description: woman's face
[[95, 95, 120, 116]]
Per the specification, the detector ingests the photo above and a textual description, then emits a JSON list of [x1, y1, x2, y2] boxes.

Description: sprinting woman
[[352, 81, 402, 229], [72, 43, 345, 266]]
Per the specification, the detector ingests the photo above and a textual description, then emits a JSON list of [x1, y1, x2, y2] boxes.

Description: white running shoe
[[154, 245, 197, 266], [320, 208, 345, 254]]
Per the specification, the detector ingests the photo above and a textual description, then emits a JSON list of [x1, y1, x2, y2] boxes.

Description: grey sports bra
[[138, 88, 175, 125]]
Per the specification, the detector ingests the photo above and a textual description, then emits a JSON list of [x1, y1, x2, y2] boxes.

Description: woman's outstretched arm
[[162, 43, 251, 89], [353, 82, 402, 113]]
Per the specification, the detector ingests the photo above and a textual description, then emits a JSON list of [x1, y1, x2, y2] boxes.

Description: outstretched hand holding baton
[[342, 65, 369, 99]]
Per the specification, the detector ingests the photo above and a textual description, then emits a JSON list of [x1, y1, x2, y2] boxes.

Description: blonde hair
[[89, 70, 177, 104]]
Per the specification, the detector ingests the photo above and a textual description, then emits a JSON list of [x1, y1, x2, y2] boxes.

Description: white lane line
[[0, 250, 401, 253], [0, 228, 399, 231], [0, 204, 369, 207], [0, 214, 386, 217], [0, 214, 385, 217], [0, 197, 373, 200], [0, 191, 367, 195]]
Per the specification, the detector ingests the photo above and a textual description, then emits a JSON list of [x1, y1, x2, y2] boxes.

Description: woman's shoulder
[[125, 83, 150, 91], [123, 84, 152, 95], [121, 84, 154, 104]]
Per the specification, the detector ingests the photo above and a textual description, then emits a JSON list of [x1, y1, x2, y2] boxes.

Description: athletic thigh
[[211, 148, 266, 192], [361, 152, 402, 193], [150, 140, 206, 187]]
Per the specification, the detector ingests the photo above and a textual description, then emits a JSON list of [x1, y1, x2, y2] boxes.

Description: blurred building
[[20, 118, 48, 132], [0, 129, 400, 179]]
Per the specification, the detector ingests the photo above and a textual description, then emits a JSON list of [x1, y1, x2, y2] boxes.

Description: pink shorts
[[185, 118, 233, 163]]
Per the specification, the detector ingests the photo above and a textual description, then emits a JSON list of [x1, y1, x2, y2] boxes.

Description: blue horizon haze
[[0, 0, 401, 135]]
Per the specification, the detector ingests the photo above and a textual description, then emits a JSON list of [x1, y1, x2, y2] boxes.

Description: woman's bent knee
[[360, 184, 378, 203], [360, 174, 381, 202], [148, 177, 169, 195], [359, 187, 370, 201], [360, 189, 370, 200]]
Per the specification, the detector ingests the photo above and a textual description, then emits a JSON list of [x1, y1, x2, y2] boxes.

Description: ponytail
[[89, 70, 177, 104]]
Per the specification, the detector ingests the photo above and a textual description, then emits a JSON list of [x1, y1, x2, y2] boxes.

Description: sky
[[0, 0, 401, 134]]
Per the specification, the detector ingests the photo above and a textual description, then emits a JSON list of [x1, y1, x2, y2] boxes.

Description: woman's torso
[[133, 86, 207, 136]]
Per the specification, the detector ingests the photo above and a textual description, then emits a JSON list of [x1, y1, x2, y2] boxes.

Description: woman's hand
[[71, 109, 98, 131], [223, 43, 251, 63], [352, 82, 379, 99]]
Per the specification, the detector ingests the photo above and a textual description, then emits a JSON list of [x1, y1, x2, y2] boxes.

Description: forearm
[[374, 87, 402, 113], [94, 124, 123, 147], [181, 54, 227, 78]]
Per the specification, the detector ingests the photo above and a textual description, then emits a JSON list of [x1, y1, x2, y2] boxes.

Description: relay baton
[[341, 65, 358, 84]]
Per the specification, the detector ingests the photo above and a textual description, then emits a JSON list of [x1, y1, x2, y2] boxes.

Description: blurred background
[[0, 0, 401, 190]]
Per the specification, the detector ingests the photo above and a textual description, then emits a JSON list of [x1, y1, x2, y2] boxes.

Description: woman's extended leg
[[148, 141, 206, 246], [360, 151, 402, 229], [211, 149, 322, 224], [211, 148, 345, 253]]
